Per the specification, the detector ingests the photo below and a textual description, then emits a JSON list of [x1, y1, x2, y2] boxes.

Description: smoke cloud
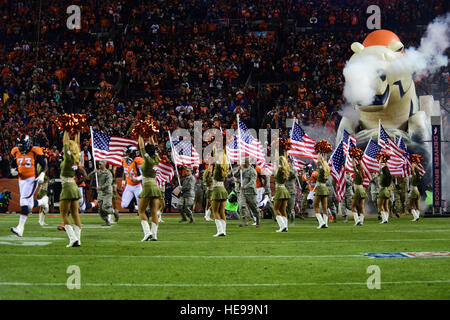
[[343, 54, 382, 106]]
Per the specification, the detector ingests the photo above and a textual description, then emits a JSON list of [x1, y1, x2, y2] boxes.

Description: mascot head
[[347, 30, 418, 129]]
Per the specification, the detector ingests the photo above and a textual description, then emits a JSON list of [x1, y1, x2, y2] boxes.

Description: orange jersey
[[11, 146, 43, 180], [122, 157, 144, 186]]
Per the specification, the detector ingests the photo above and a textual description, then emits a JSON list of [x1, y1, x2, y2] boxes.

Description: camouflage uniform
[[178, 174, 196, 223], [326, 176, 337, 221], [340, 173, 353, 221], [394, 176, 408, 215], [234, 166, 260, 226], [94, 168, 117, 225]]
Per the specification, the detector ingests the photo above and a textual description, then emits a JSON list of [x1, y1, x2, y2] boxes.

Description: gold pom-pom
[[279, 138, 292, 152], [410, 153, 423, 164], [314, 140, 333, 154], [349, 147, 363, 161], [376, 152, 391, 163], [131, 119, 160, 138], [41, 147, 52, 159]]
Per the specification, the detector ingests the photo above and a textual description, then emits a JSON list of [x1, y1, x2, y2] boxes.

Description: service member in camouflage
[[178, 167, 196, 224], [234, 157, 260, 227]]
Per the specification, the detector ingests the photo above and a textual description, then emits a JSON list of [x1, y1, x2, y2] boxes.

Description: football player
[[120, 145, 144, 212], [10, 134, 49, 236]]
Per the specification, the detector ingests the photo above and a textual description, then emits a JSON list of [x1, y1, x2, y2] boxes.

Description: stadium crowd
[[0, 0, 448, 181]]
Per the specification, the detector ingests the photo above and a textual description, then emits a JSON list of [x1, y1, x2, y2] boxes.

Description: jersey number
[[17, 157, 32, 168]]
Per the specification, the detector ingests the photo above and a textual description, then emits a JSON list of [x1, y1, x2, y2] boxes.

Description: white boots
[[204, 209, 213, 221], [65, 225, 80, 247], [213, 219, 226, 237], [158, 210, 164, 223], [11, 215, 28, 237], [275, 215, 287, 232], [380, 211, 389, 224], [141, 220, 152, 241], [151, 222, 158, 240], [315, 213, 326, 229], [353, 212, 361, 226], [411, 209, 420, 221]]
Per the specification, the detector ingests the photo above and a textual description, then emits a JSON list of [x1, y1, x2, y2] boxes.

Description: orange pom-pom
[[349, 147, 363, 161], [410, 153, 423, 164], [376, 152, 391, 163], [279, 138, 292, 152], [314, 140, 333, 154], [131, 119, 160, 138], [41, 147, 52, 159]]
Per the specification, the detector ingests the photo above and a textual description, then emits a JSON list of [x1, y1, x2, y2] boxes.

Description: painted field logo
[[0, 235, 65, 246], [365, 252, 450, 259]]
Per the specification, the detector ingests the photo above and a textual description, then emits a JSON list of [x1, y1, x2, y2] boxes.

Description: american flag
[[291, 156, 306, 172], [397, 137, 411, 177], [92, 130, 137, 167], [257, 160, 274, 175], [342, 129, 357, 154], [288, 121, 317, 159], [397, 137, 426, 177], [171, 139, 200, 168], [379, 123, 405, 159], [226, 134, 240, 163], [345, 139, 357, 175], [155, 160, 175, 188], [237, 119, 266, 163], [328, 140, 346, 202], [362, 139, 382, 173]]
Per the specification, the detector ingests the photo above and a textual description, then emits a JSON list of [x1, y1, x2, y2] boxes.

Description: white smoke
[[343, 54, 381, 106], [389, 12, 450, 80]]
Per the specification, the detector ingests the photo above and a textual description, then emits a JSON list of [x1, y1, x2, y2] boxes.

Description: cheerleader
[[137, 134, 161, 241], [313, 153, 331, 229], [377, 154, 392, 224], [59, 131, 83, 247], [409, 154, 423, 222], [203, 165, 214, 221], [350, 148, 367, 226], [211, 151, 229, 237], [273, 155, 290, 232]]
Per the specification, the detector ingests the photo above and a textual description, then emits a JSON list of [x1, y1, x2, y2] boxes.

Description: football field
[[0, 213, 449, 300]]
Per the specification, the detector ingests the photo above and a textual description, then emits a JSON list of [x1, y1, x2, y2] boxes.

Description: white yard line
[[0, 280, 449, 288], [1, 253, 364, 259]]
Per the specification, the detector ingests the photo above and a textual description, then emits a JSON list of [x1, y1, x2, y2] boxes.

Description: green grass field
[[0, 213, 449, 300]]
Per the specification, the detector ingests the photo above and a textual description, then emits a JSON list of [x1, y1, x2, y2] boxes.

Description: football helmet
[[124, 145, 137, 164], [17, 134, 32, 154]]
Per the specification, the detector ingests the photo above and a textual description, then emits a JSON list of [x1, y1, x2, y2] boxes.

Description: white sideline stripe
[[0, 239, 449, 244], [18, 229, 450, 234], [1, 253, 363, 259], [77, 238, 450, 244], [0, 280, 449, 288]]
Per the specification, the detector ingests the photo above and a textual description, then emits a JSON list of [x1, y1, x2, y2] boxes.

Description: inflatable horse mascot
[[337, 30, 432, 187]]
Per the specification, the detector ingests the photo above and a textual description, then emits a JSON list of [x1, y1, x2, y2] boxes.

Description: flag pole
[[89, 126, 99, 188], [290, 118, 302, 189], [168, 131, 182, 187], [236, 114, 243, 185]]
